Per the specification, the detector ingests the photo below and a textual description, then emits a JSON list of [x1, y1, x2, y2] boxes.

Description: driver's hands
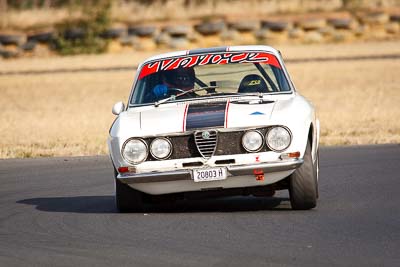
[[153, 84, 168, 97]]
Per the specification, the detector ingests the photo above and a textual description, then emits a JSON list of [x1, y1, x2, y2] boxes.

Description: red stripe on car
[[225, 100, 230, 128], [182, 104, 189, 132]]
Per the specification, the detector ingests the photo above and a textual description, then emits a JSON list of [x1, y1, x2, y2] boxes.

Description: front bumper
[[118, 159, 303, 184]]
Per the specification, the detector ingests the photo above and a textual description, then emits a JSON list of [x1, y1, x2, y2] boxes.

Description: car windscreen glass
[[130, 53, 291, 106]]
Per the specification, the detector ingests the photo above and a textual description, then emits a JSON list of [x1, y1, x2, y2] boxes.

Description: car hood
[[112, 96, 302, 137]]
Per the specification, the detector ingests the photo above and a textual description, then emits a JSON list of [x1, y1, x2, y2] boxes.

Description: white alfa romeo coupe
[[108, 45, 320, 212]]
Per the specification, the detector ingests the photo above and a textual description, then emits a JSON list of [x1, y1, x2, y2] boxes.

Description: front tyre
[[289, 141, 318, 210], [114, 168, 146, 212]]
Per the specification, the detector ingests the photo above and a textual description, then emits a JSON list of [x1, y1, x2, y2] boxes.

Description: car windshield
[[130, 52, 291, 106]]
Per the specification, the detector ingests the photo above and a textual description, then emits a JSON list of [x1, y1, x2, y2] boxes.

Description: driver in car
[[149, 67, 196, 101]]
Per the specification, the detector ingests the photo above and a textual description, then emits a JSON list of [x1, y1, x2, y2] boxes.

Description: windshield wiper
[[154, 86, 218, 107], [230, 92, 275, 104]]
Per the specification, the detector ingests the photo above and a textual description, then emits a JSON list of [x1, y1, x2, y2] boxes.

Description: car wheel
[[114, 168, 146, 212], [289, 141, 318, 210]]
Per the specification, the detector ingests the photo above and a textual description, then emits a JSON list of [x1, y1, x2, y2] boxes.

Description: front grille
[[144, 127, 272, 161], [215, 131, 246, 155], [194, 130, 218, 158]]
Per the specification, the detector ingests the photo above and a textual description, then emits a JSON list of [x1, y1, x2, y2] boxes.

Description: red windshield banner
[[138, 52, 281, 80]]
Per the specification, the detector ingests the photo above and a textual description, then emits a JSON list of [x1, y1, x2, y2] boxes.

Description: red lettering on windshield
[[138, 52, 281, 80]]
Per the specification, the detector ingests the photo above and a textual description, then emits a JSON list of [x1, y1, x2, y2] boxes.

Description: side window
[[130, 79, 146, 104], [271, 66, 291, 91], [131, 72, 163, 104], [261, 64, 280, 91]]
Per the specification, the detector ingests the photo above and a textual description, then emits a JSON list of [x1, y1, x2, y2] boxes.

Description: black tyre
[[63, 28, 86, 40], [27, 31, 55, 43], [229, 21, 257, 32], [128, 26, 156, 37], [327, 18, 354, 30], [114, 169, 146, 213], [289, 141, 318, 210], [21, 40, 37, 52], [163, 25, 189, 38], [0, 49, 19, 59], [194, 21, 225, 36], [0, 34, 24, 45], [261, 20, 290, 32], [100, 28, 126, 39]]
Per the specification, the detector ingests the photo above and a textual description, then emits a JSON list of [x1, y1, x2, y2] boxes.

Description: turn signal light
[[288, 151, 300, 158], [118, 167, 129, 173], [280, 151, 300, 160], [118, 166, 136, 173]]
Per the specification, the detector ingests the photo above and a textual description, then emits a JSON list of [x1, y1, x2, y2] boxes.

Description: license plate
[[193, 167, 227, 182]]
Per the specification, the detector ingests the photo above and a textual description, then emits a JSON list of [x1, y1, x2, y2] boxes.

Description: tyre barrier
[[128, 26, 156, 37], [297, 18, 327, 31], [119, 36, 136, 46], [0, 34, 24, 45], [194, 21, 226, 36], [254, 29, 269, 40], [261, 20, 291, 32], [390, 14, 400, 22], [63, 28, 86, 40], [327, 18, 356, 30], [169, 37, 189, 49], [1, 10, 400, 59], [229, 21, 258, 32], [362, 12, 389, 25], [27, 31, 55, 43], [163, 25, 190, 38], [0, 49, 19, 58], [100, 28, 126, 39], [21, 40, 37, 52], [154, 32, 171, 46]]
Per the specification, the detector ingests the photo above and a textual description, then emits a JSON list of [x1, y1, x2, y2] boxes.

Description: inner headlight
[[122, 138, 148, 164], [242, 130, 264, 152], [150, 138, 172, 160], [266, 126, 291, 152]]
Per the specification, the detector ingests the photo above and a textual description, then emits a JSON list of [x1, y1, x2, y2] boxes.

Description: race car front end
[[109, 125, 304, 195]]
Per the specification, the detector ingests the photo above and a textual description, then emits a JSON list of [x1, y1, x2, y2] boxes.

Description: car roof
[[140, 45, 281, 65]]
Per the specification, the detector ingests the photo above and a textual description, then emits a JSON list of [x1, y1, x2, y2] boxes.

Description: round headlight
[[266, 126, 291, 152], [150, 138, 172, 160], [242, 130, 264, 152], [122, 139, 148, 164]]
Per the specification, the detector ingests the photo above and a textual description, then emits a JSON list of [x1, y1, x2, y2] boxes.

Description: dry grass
[[0, 71, 132, 158], [0, 51, 156, 73], [0, 41, 400, 158], [278, 41, 400, 60], [287, 59, 400, 145]]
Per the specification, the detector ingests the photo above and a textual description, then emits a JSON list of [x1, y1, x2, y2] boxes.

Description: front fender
[[269, 94, 317, 158]]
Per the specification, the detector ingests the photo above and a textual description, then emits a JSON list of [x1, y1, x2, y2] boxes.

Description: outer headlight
[[122, 138, 148, 164], [242, 130, 264, 152], [266, 126, 291, 152], [150, 138, 172, 160]]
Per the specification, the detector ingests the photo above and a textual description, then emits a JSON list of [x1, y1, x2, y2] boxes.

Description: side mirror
[[112, 101, 125, 115]]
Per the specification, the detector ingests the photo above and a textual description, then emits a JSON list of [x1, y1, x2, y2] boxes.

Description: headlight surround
[[122, 138, 148, 164], [150, 137, 172, 160], [266, 126, 292, 152], [242, 130, 264, 152]]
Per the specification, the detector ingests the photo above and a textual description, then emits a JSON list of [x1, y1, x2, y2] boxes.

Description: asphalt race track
[[0, 145, 399, 266]]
